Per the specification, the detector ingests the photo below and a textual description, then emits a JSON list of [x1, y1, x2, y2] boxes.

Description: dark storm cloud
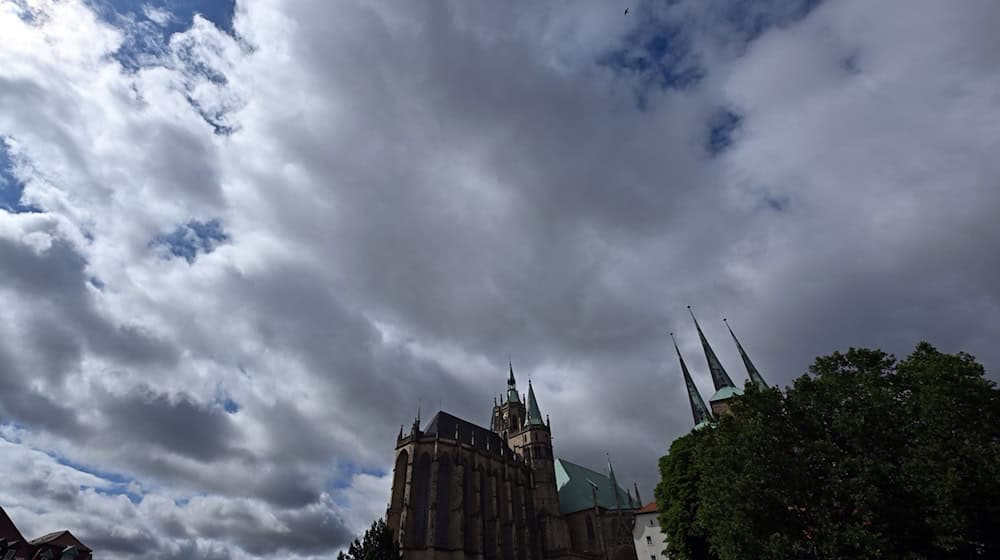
[[100, 387, 238, 462]]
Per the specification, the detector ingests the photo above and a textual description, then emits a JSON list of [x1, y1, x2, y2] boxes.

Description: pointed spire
[[724, 318, 768, 389], [507, 361, 521, 403], [525, 380, 545, 426], [689, 306, 736, 390], [607, 453, 622, 509], [398, 424, 404, 440], [633, 482, 642, 506], [672, 332, 714, 426]]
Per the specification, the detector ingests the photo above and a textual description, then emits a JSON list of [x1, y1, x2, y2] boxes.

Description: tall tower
[[724, 318, 768, 389], [688, 306, 741, 416], [520, 381, 570, 554], [493, 367, 571, 555], [671, 332, 713, 428], [491, 362, 526, 438]]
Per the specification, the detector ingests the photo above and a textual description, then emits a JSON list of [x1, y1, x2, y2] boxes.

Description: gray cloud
[[0, 0, 999, 558]]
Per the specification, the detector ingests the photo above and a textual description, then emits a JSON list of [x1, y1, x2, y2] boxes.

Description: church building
[[385, 308, 769, 560], [386, 365, 640, 560], [672, 307, 769, 427]]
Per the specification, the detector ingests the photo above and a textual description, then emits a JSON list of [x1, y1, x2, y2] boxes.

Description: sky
[[1, 0, 1000, 558]]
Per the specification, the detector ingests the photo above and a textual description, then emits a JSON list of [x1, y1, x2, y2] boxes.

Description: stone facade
[[387, 372, 637, 560]]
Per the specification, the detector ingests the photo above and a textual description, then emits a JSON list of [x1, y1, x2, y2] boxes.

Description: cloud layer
[[1, 0, 999, 557]]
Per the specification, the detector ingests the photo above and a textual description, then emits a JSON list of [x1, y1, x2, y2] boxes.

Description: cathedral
[[385, 308, 768, 560], [386, 366, 640, 560]]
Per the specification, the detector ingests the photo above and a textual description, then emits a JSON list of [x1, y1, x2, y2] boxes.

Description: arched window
[[482, 470, 498, 559], [464, 463, 478, 552], [435, 455, 453, 548], [411, 453, 432, 547], [390, 450, 409, 512], [586, 516, 595, 543]]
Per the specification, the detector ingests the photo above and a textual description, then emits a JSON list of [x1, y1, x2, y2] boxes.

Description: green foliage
[[337, 518, 399, 560], [655, 428, 716, 560], [656, 343, 1000, 560]]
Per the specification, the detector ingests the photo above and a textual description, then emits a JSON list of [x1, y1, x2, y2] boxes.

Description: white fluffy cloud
[[1, 0, 998, 557]]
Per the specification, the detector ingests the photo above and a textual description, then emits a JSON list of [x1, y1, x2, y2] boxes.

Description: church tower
[[724, 318, 768, 389], [491, 362, 526, 439], [688, 307, 741, 416], [671, 332, 713, 428], [493, 367, 571, 555]]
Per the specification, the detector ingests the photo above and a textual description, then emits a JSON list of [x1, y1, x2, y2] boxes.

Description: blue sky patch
[[706, 109, 743, 156], [719, 0, 823, 44], [599, 0, 825, 107], [57, 455, 134, 485], [330, 462, 388, 491], [150, 219, 230, 263], [86, 0, 237, 71], [0, 137, 41, 214], [220, 397, 240, 414], [600, 17, 705, 108]]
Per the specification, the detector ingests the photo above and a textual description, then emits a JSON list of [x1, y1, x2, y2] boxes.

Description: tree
[[337, 518, 400, 560], [656, 343, 1000, 560], [656, 428, 716, 560]]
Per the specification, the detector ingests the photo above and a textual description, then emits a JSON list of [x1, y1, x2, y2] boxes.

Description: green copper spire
[[671, 332, 713, 426], [607, 454, 622, 509], [507, 361, 520, 403], [688, 306, 736, 390], [724, 318, 768, 389], [525, 380, 545, 426]]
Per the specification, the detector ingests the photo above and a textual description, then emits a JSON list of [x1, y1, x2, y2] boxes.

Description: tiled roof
[[636, 501, 658, 514]]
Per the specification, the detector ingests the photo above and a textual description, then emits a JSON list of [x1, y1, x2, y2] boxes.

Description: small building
[[631, 502, 664, 560], [0, 506, 92, 560]]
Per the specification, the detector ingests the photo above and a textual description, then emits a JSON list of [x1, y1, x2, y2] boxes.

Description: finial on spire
[[723, 317, 768, 389], [507, 361, 520, 402]]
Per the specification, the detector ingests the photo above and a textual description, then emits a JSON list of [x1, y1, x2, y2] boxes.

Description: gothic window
[[390, 450, 409, 513], [464, 465, 478, 553], [586, 516, 595, 543], [435, 455, 453, 548], [411, 453, 432, 547], [482, 472, 498, 558]]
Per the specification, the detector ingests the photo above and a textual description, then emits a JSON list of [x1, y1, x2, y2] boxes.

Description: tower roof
[[525, 380, 545, 426], [671, 332, 713, 426], [689, 306, 737, 390], [724, 318, 768, 389], [507, 361, 520, 403]]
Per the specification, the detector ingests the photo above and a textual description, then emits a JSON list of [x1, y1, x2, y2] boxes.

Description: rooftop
[[554, 457, 635, 515]]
